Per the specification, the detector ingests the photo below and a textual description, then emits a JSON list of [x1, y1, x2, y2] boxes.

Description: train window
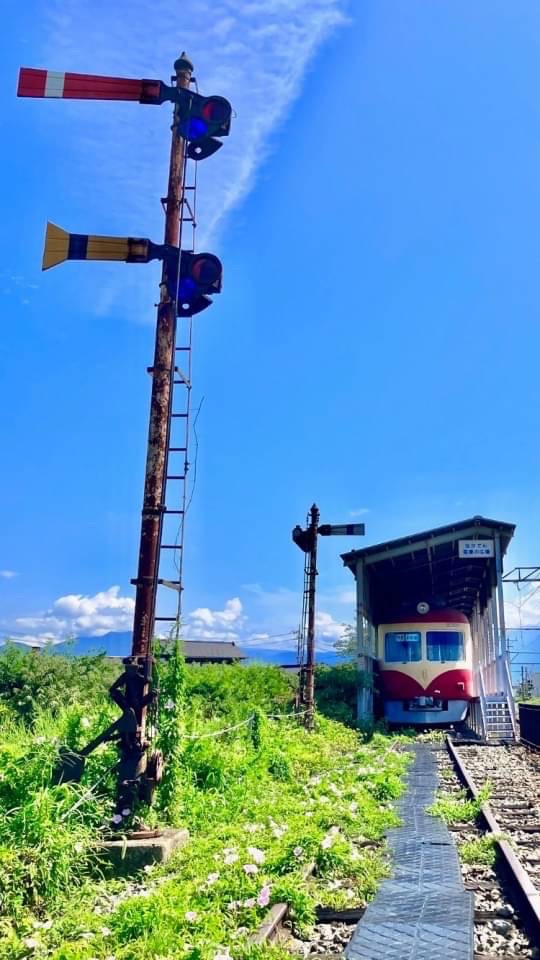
[[384, 631, 421, 662], [426, 631, 464, 662]]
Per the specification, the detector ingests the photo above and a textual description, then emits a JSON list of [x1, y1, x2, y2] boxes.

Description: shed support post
[[355, 559, 372, 723], [494, 534, 508, 691]]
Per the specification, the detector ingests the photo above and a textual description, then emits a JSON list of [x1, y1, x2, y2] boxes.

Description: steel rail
[[447, 736, 540, 938]]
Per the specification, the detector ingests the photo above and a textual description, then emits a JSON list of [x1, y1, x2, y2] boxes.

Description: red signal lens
[[201, 97, 230, 125], [191, 255, 221, 286]]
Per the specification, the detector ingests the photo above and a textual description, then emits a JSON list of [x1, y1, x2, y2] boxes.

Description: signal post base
[[100, 827, 189, 875]]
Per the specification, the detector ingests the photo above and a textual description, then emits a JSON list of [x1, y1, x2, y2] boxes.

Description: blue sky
[[1, 0, 540, 656]]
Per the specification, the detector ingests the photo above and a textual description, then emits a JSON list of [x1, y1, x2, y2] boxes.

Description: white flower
[[74, 841, 84, 854], [224, 852, 239, 865], [305, 811, 313, 818], [321, 835, 333, 849], [35, 736, 46, 744], [164, 698, 175, 711], [121, 808, 131, 817], [272, 827, 284, 838], [23, 938, 39, 950], [247, 846, 265, 864], [243, 863, 258, 875], [293, 846, 303, 858], [214, 949, 232, 960], [226, 901, 239, 912], [185, 911, 198, 922], [243, 897, 256, 908], [350, 801, 358, 812], [80, 717, 91, 729], [344, 888, 354, 900], [244, 823, 260, 833], [329, 826, 340, 835], [100, 927, 112, 937], [206, 872, 220, 885], [257, 884, 271, 907], [318, 795, 329, 803], [111, 814, 123, 825]]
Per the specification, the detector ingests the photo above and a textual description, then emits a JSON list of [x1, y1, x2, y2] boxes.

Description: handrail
[[503, 655, 517, 738], [475, 666, 487, 739]]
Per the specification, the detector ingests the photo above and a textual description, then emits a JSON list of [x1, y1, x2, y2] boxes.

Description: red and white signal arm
[[17, 68, 162, 103]]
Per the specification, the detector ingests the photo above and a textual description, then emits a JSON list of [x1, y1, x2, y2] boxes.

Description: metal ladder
[[153, 140, 199, 636]]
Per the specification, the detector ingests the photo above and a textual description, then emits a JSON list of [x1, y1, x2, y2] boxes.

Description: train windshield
[[426, 630, 464, 662], [384, 631, 421, 662]]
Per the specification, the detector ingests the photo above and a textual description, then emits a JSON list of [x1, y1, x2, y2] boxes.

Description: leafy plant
[[428, 784, 491, 824]]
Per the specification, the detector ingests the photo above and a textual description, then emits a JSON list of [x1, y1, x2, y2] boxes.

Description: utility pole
[[293, 506, 365, 730], [19, 53, 232, 814]]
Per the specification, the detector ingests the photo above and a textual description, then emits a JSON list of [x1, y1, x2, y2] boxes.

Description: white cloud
[[349, 508, 370, 517], [0, 570, 18, 579], [38, 0, 348, 320], [11, 585, 134, 643], [186, 597, 245, 641]]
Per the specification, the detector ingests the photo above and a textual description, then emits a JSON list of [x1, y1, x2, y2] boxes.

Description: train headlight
[[417, 601, 430, 614]]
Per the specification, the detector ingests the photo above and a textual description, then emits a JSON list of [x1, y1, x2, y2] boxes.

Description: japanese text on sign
[[458, 540, 494, 558]]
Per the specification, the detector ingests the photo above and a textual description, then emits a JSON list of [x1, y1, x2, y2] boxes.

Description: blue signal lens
[[187, 117, 208, 140], [178, 277, 198, 301], [178, 117, 208, 141]]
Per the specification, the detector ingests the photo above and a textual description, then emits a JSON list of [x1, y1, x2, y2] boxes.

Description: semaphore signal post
[[18, 54, 232, 816]]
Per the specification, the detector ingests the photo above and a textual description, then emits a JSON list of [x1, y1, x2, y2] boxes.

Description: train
[[377, 606, 473, 725]]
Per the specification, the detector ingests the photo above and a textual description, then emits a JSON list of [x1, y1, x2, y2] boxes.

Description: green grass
[[458, 835, 499, 866], [0, 650, 412, 960], [427, 784, 491, 824]]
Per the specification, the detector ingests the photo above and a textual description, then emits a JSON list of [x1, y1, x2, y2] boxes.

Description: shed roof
[[181, 640, 247, 661], [341, 516, 515, 622]]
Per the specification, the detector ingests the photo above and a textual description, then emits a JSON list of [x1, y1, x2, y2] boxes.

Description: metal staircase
[[484, 696, 515, 741]]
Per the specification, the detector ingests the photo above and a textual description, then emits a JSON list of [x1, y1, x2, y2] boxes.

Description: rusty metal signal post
[[18, 54, 232, 812], [293, 507, 365, 728]]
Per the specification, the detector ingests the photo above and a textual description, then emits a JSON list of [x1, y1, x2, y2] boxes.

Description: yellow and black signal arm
[[42, 222, 173, 271]]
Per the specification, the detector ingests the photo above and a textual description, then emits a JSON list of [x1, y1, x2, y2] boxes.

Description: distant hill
[[2, 631, 343, 666]]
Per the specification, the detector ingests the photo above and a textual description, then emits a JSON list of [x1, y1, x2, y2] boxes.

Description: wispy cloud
[[0, 570, 18, 580], [505, 587, 540, 630], [38, 0, 348, 319], [349, 507, 370, 517]]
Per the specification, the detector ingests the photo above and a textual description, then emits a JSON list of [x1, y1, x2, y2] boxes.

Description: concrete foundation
[[100, 828, 189, 875]]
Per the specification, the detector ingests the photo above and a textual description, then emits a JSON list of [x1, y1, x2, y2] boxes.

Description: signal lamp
[[166, 251, 223, 316], [175, 90, 232, 161]]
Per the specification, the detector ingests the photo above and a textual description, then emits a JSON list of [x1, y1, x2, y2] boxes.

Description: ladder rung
[[174, 380, 191, 386], [169, 447, 187, 452], [171, 413, 188, 418], [175, 346, 191, 351], [158, 579, 181, 585], [154, 616, 177, 622], [161, 544, 183, 550], [164, 509, 184, 515], [167, 475, 185, 480]]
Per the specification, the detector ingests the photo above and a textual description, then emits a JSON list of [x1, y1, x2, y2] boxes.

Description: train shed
[[341, 516, 516, 727]]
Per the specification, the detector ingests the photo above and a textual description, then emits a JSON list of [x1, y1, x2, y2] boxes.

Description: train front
[[377, 607, 473, 725]]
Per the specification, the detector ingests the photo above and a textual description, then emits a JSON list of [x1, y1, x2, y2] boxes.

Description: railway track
[[253, 739, 540, 960], [444, 739, 540, 958]]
